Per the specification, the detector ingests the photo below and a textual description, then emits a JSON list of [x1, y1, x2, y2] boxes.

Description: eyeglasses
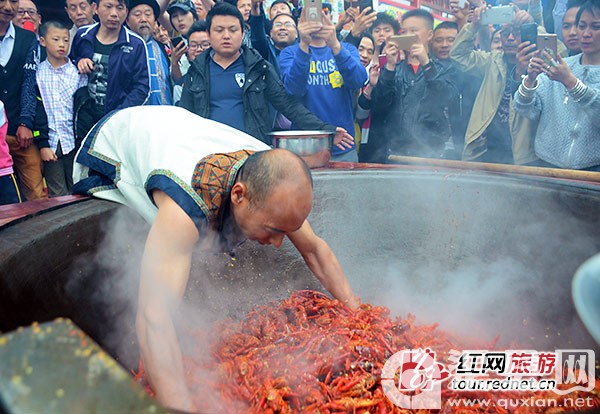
[[189, 41, 210, 49], [17, 8, 38, 16], [272, 21, 295, 29]]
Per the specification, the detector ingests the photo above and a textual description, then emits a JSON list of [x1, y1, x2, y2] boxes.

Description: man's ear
[[230, 182, 247, 205]]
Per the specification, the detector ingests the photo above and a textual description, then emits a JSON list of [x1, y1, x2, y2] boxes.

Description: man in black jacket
[[0, 0, 45, 200], [358, 9, 457, 163], [179, 3, 354, 148]]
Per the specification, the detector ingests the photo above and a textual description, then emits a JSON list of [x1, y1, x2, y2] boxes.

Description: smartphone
[[304, 0, 323, 23], [344, 0, 359, 9], [389, 34, 418, 50], [520, 23, 537, 48], [457, 0, 467, 8], [480, 5, 514, 25], [359, 0, 373, 12], [171, 35, 184, 48], [537, 34, 558, 60], [378, 54, 387, 68]]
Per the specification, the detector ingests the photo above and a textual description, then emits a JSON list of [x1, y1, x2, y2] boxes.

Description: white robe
[[73, 106, 270, 225]]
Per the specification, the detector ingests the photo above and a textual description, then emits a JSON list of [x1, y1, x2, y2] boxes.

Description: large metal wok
[[1, 165, 599, 410]]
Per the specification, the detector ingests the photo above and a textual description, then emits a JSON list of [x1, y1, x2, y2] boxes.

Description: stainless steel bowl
[[269, 130, 334, 156]]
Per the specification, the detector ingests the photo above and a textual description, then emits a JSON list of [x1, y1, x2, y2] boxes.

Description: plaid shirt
[[36, 59, 87, 154]]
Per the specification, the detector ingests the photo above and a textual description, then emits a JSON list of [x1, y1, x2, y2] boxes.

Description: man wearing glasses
[[13, 0, 40, 35], [127, 0, 173, 105], [450, 1, 550, 165], [0, 0, 45, 200]]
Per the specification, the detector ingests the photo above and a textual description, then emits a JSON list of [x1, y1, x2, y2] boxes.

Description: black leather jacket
[[359, 59, 457, 163], [179, 45, 334, 143]]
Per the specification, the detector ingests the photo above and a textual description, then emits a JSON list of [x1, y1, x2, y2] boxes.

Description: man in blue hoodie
[[279, 7, 367, 162], [71, 0, 150, 139]]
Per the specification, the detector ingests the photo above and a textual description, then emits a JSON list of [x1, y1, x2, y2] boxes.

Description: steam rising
[[61, 169, 599, 410]]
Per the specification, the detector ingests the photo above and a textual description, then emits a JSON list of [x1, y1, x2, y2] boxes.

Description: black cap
[[128, 0, 161, 19], [167, 0, 199, 20]]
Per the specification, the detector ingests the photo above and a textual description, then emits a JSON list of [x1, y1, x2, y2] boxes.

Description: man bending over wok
[[72, 105, 360, 412]]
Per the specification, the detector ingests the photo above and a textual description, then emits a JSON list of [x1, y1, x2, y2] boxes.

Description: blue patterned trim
[[146, 169, 209, 230], [73, 111, 120, 195]]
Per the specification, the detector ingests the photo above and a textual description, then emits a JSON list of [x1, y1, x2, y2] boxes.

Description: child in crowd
[[0, 101, 23, 205], [37, 21, 87, 196]]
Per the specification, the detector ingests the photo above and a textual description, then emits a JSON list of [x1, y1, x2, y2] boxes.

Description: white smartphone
[[480, 5, 514, 25], [458, 0, 467, 8]]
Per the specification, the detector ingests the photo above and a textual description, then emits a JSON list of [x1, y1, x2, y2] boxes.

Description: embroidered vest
[[191, 150, 254, 229]]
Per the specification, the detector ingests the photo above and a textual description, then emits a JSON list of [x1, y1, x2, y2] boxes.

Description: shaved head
[[238, 149, 313, 207]]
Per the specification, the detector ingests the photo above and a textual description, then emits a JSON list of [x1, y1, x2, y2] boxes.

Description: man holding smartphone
[[279, 6, 367, 162], [450, 2, 541, 164], [359, 9, 457, 163]]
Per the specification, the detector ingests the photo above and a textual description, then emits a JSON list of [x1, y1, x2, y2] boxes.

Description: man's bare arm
[[288, 221, 360, 309], [136, 190, 199, 412]]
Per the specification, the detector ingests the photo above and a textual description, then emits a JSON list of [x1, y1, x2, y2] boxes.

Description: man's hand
[[512, 5, 534, 28], [170, 39, 187, 65], [333, 127, 354, 151], [288, 220, 360, 310], [450, 0, 470, 21], [316, 12, 341, 55], [471, 2, 487, 27], [298, 7, 323, 53], [251, 0, 262, 16], [137, 191, 199, 413], [368, 61, 380, 88], [351, 7, 377, 37], [336, 6, 358, 30], [40, 148, 57, 162], [516, 41, 536, 77], [16, 125, 33, 149], [77, 57, 95, 74], [409, 43, 430, 66], [383, 41, 399, 71]]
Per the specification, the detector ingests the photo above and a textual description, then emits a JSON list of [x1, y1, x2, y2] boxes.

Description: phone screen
[[172, 36, 184, 48], [378, 54, 387, 68], [359, 0, 373, 12], [520, 23, 537, 48]]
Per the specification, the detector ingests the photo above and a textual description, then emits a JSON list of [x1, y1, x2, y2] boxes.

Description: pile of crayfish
[[183, 289, 459, 413], [136, 290, 600, 413]]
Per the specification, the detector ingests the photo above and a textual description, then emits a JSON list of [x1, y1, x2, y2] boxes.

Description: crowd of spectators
[[0, 0, 598, 205]]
